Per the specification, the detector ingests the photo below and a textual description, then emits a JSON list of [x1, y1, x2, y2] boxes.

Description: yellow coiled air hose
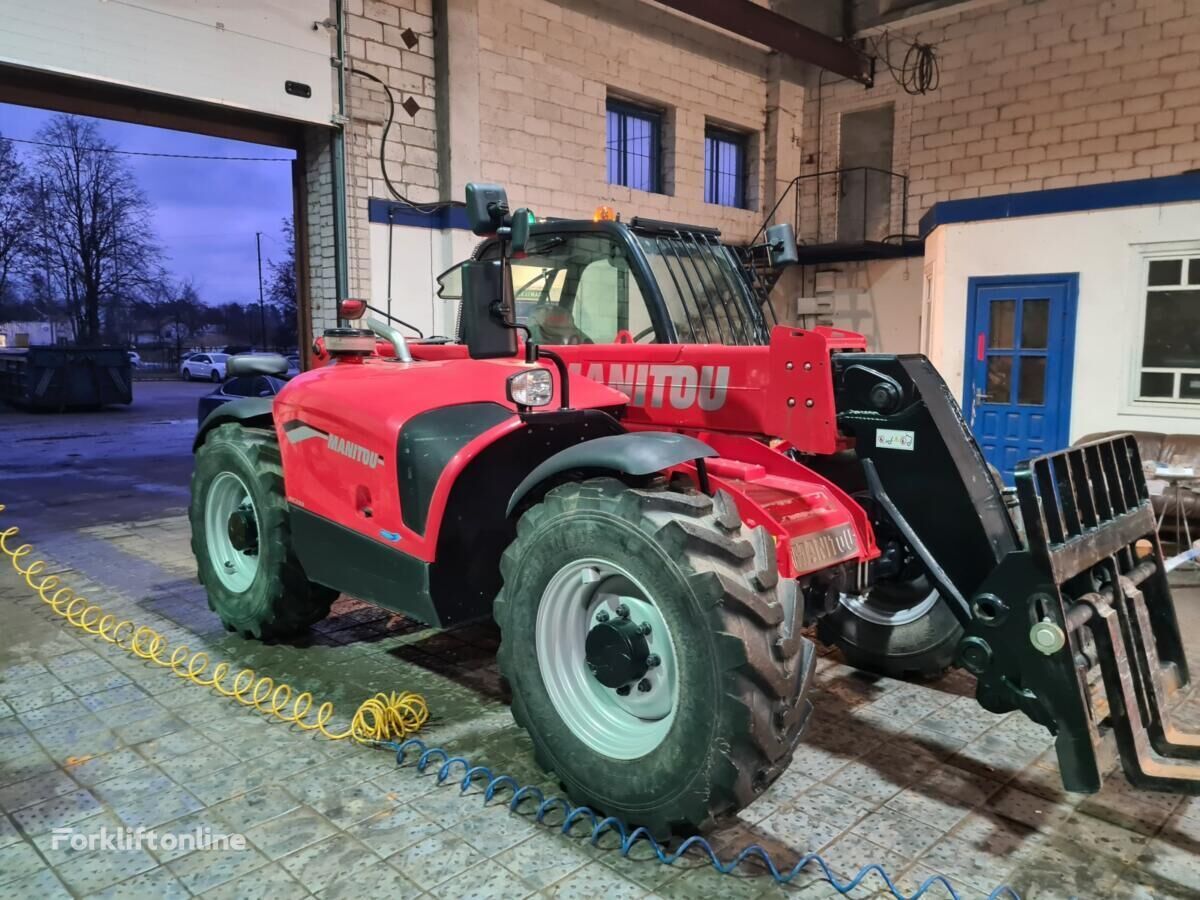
[[0, 504, 427, 744]]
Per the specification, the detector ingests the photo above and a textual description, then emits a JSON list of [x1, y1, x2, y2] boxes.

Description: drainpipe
[[332, 0, 350, 314]]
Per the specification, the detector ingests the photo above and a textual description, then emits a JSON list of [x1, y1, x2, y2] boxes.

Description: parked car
[[285, 353, 301, 377], [180, 352, 229, 382], [196, 367, 290, 425]]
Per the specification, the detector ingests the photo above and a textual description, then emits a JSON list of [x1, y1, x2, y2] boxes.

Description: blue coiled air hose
[[386, 738, 1021, 900]]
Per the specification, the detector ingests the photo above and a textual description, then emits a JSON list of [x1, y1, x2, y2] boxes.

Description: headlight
[[507, 368, 553, 407]]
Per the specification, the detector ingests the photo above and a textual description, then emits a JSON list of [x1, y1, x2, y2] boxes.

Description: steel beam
[[650, 0, 873, 85]]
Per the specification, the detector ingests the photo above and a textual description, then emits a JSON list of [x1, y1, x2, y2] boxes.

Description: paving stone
[[0, 840, 48, 888], [17, 698, 94, 730], [167, 843, 268, 893], [63, 749, 150, 787], [245, 806, 338, 860], [0, 747, 59, 788], [543, 859, 647, 900], [1132, 832, 1200, 894], [198, 861, 308, 899], [429, 859, 536, 899], [318, 863, 423, 899], [132, 727, 213, 765], [1057, 809, 1149, 865], [1007, 837, 1126, 899], [77, 683, 149, 713], [0, 813, 17, 849], [59, 670, 131, 698], [54, 845, 157, 895], [10, 787, 102, 835], [388, 830, 486, 890], [156, 744, 241, 783], [310, 780, 399, 829], [493, 830, 592, 890], [343, 802, 441, 859], [0, 866, 71, 900], [278, 833, 378, 893], [85, 864, 190, 900], [30, 809, 126, 865], [849, 806, 943, 857], [0, 768, 78, 812], [411, 782, 494, 827], [211, 784, 301, 833], [448, 803, 538, 857], [758, 806, 844, 854], [6, 683, 75, 714]]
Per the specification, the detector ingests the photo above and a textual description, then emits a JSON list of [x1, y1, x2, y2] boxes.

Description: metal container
[[0, 346, 133, 410]]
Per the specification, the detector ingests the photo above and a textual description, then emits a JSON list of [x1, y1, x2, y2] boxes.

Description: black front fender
[[193, 397, 275, 451], [506, 431, 715, 515]]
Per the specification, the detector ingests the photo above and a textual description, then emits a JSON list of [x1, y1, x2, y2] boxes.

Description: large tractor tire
[[817, 574, 961, 680], [495, 477, 815, 836], [190, 423, 337, 639]]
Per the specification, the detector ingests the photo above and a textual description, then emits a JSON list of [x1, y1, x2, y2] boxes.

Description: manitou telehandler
[[191, 184, 1200, 835]]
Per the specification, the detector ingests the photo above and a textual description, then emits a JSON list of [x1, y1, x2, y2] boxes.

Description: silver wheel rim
[[838, 587, 939, 626], [204, 471, 260, 593], [535, 558, 678, 759]]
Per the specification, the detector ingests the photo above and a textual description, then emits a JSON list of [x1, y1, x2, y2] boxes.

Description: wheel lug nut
[[637, 678, 652, 693], [616, 684, 631, 696], [638, 622, 652, 635], [646, 654, 660, 667], [615, 604, 630, 618], [595, 610, 609, 623]]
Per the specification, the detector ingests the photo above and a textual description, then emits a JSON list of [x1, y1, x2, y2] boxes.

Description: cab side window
[[517, 235, 653, 344]]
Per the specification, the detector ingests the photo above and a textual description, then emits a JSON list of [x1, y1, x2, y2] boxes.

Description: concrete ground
[[1, 381, 1199, 899]]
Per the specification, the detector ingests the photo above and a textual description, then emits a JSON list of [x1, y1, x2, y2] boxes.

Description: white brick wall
[[343, 0, 440, 296], [805, 0, 1200, 235], [474, 0, 777, 241]]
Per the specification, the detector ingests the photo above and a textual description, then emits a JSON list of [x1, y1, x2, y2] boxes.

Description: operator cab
[[436, 206, 798, 348]]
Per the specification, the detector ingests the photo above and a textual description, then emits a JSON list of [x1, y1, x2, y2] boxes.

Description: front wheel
[[210, 369, 221, 382], [182, 368, 192, 381], [495, 477, 815, 836], [190, 423, 336, 638]]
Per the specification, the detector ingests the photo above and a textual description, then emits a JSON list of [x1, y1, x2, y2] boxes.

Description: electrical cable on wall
[[349, 66, 459, 215], [869, 32, 940, 95]]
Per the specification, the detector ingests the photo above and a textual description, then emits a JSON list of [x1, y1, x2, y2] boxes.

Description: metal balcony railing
[[751, 166, 920, 264]]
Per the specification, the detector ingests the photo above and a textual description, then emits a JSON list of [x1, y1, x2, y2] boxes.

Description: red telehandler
[[191, 184, 1200, 835]]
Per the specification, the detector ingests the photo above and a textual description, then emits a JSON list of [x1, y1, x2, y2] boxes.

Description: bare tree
[[31, 116, 161, 344], [0, 134, 34, 301], [266, 217, 298, 346]]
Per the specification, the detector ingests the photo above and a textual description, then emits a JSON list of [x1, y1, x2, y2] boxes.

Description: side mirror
[[460, 259, 517, 360], [465, 183, 509, 236], [338, 298, 367, 320], [435, 262, 464, 300], [766, 223, 799, 267]]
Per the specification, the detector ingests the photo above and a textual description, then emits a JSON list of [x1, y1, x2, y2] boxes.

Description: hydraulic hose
[[383, 739, 1021, 900], [0, 505, 427, 744]]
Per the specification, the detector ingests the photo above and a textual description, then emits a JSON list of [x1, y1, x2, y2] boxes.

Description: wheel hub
[[585, 617, 650, 688], [535, 558, 678, 759], [227, 505, 258, 553]]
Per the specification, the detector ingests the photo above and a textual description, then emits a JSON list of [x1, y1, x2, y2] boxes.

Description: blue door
[[963, 274, 1078, 484]]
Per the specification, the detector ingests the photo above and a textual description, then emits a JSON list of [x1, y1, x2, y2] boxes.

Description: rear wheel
[[190, 423, 336, 638], [817, 491, 961, 679], [495, 477, 815, 836], [818, 574, 961, 679]]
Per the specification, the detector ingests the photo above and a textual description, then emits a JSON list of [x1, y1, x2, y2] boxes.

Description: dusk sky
[[0, 102, 296, 306]]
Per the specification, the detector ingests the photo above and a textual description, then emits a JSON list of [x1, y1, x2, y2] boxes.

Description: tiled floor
[[2, 511, 1199, 898]]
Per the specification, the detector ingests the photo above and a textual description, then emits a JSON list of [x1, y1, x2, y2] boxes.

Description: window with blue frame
[[606, 99, 661, 193], [704, 127, 747, 208]]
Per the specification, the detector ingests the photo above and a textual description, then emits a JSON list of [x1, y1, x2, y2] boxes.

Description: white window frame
[[1126, 240, 1200, 414]]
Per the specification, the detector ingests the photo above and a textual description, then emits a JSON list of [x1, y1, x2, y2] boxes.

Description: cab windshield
[[633, 232, 767, 346]]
